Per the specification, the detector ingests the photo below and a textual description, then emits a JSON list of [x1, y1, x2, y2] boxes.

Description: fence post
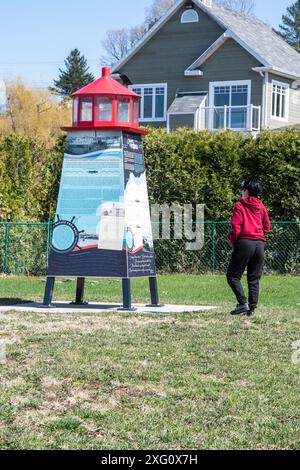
[[212, 222, 216, 273], [47, 219, 52, 255], [4, 223, 9, 274]]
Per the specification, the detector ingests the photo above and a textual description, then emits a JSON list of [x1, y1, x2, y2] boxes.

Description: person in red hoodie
[[227, 178, 271, 317]]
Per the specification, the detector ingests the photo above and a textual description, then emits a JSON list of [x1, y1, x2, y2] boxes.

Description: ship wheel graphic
[[51, 215, 84, 254]]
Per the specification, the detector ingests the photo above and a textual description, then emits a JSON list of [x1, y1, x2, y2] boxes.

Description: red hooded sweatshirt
[[228, 197, 271, 245]]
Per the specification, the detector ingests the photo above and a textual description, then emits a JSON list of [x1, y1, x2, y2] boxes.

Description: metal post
[[43, 277, 55, 307], [71, 277, 87, 305], [224, 105, 227, 129], [146, 276, 164, 307], [212, 223, 216, 273], [118, 278, 136, 311], [4, 223, 9, 274], [47, 219, 52, 256], [250, 104, 253, 132]]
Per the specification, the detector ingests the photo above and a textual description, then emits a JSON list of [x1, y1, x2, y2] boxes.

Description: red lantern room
[[62, 67, 148, 135]]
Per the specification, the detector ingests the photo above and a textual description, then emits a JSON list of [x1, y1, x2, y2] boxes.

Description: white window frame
[[209, 80, 251, 131], [181, 9, 199, 24], [271, 79, 289, 122], [129, 83, 167, 122]]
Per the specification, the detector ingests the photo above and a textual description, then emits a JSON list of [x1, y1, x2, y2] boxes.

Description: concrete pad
[[0, 301, 217, 315]]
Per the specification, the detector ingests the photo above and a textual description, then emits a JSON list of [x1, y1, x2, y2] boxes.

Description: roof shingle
[[208, 2, 300, 78]]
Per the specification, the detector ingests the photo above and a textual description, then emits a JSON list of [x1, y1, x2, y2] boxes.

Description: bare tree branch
[[101, 0, 177, 66], [145, 0, 177, 28], [216, 0, 255, 15], [101, 26, 147, 66]]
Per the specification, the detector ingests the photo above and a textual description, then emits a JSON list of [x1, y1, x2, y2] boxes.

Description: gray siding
[[169, 113, 195, 130], [120, 3, 224, 124], [267, 73, 300, 129], [199, 39, 263, 107], [118, 3, 264, 128]]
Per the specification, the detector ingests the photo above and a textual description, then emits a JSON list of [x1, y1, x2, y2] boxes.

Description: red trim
[[93, 96, 97, 126], [69, 67, 147, 132], [62, 125, 149, 135], [130, 98, 134, 124], [72, 67, 141, 98], [71, 93, 145, 131], [112, 95, 117, 124], [72, 244, 98, 252], [72, 244, 145, 254], [122, 246, 144, 254]]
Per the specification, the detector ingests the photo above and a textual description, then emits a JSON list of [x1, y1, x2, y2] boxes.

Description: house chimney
[[201, 0, 212, 7]]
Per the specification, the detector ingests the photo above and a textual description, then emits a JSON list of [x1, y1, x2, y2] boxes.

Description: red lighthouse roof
[[63, 67, 148, 134], [73, 67, 140, 98]]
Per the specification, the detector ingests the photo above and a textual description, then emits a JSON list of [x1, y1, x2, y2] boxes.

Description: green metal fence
[[0, 221, 299, 275]]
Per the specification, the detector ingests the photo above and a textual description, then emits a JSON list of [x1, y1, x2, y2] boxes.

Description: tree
[[101, 26, 147, 66], [274, 0, 300, 52], [0, 80, 71, 144], [216, 0, 255, 15], [145, 0, 177, 28], [101, 0, 176, 66], [51, 49, 94, 98]]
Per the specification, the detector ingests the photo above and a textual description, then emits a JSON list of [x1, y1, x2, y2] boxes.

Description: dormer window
[[181, 9, 199, 23]]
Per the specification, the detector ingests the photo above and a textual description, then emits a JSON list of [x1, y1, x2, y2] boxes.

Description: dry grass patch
[[0, 283, 299, 450]]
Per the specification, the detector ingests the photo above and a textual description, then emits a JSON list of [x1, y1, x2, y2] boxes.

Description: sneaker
[[230, 303, 250, 315], [247, 308, 256, 317]]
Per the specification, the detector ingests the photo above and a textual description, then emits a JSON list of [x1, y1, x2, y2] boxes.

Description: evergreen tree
[[51, 49, 94, 98], [274, 0, 300, 52]]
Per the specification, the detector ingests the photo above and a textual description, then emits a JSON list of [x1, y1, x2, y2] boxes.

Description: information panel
[[123, 133, 156, 277], [47, 131, 156, 278]]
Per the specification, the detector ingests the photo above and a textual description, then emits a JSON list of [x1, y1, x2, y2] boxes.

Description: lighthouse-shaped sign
[[43, 67, 160, 310]]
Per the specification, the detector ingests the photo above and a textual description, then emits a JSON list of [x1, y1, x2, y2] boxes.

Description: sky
[[0, 0, 294, 90]]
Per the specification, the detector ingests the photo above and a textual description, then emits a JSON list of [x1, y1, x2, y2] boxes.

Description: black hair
[[239, 178, 263, 197]]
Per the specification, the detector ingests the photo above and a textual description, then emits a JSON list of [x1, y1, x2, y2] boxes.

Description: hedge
[[0, 129, 299, 222], [0, 135, 64, 222], [143, 128, 300, 221]]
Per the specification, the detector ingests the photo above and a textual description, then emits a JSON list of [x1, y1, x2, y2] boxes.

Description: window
[[130, 84, 167, 121], [96, 97, 113, 121], [133, 100, 139, 122], [117, 98, 130, 122], [209, 80, 251, 130], [73, 97, 78, 125], [181, 9, 199, 23], [144, 88, 153, 119], [272, 80, 289, 121], [80, 97, 93, 122]]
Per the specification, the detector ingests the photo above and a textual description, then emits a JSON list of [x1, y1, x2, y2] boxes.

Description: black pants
[[227, 239, 265, 308]]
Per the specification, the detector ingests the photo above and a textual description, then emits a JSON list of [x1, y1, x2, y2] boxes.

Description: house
[[111, 0, 300, 133]]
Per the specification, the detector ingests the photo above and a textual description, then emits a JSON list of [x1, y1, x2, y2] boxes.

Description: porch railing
[[199, 104, 261, 132]]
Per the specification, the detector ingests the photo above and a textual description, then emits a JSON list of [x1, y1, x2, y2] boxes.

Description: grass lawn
[[0, 274, 299, 450]]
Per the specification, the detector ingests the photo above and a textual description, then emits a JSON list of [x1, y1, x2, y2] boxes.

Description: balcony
[[199, 104, 261, 132]]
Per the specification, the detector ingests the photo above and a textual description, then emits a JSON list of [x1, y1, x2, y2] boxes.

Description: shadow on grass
[[0, 298, 33, 306]]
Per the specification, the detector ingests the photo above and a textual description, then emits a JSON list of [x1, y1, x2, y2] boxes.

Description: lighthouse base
[[43, 275, 161, 312]]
